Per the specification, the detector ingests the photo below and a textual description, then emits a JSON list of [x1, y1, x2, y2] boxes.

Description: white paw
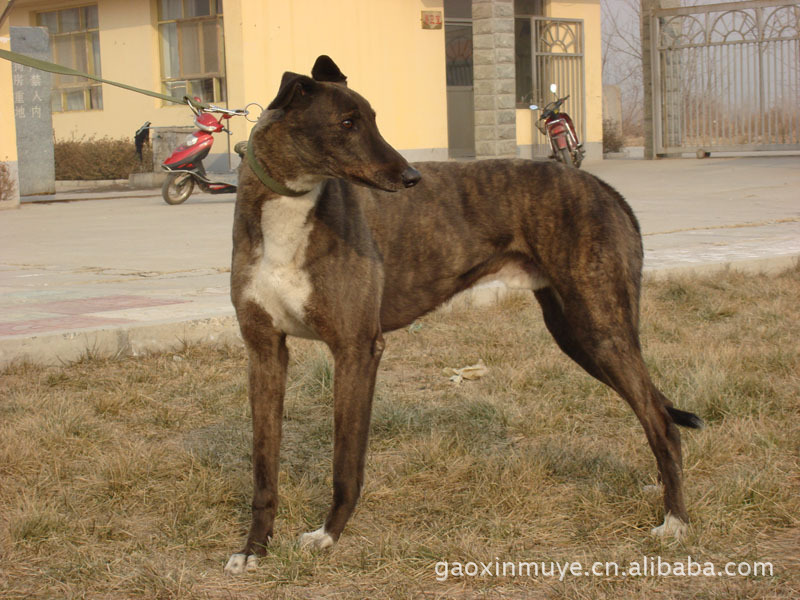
[[651, 513, 688, 540], [299, 526, 335, 550], [224, 553, 257, 574]]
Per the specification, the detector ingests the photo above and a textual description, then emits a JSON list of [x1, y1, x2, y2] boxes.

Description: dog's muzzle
[[402, 166, 422, 188]]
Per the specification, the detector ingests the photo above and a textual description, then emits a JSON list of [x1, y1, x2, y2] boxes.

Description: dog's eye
[[341, 119, 354, 130]]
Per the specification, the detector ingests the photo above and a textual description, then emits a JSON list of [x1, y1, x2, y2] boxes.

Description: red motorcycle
[[530, 84, 585, 168], [160, 103, 250, 204]]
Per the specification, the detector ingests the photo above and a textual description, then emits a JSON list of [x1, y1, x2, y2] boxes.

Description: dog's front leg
[[300, 334, 385, 549], [225, 328, 289, 574]]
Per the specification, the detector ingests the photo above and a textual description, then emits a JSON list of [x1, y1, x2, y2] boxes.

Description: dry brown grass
[[1, 267, 799, 599], [0, 162, 16, 203]]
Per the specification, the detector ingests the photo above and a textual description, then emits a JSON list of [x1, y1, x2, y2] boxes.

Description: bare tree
[[601, 0, 645, 136]]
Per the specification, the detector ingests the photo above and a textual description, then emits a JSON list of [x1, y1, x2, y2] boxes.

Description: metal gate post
[[642, 0, 657, 159], [642, 0, 680, 159]]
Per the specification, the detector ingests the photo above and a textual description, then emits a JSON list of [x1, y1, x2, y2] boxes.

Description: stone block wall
[[472, 0, 517, 159]]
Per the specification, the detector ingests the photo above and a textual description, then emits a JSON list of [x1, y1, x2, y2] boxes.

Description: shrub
[[54, 136, 153, 180], [0, 161, 16, 202], [602, 119, 625, 153], [622, 118, 644, 140]]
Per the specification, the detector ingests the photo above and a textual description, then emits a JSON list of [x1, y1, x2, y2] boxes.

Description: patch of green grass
[[1, 265, 798, 598]]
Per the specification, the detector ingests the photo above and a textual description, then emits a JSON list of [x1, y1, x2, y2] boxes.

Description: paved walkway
[[1, 155, 798, 366]]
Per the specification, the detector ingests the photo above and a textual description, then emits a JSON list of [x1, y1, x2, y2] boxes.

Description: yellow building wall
[[547, 1, 603, 145], [1, 18, 20, 207], [516, 0, 603, 153], [1, 21, 19, 163], [6, 0, 602, 163], [224, 0, 448, 156], [9, 0, 190, 140], [8, 0, 448, 157]]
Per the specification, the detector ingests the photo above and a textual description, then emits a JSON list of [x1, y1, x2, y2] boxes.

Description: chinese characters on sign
[[12, 62, 47, 119], [10, 26, 56, 195], [421, 11, 443, 30]]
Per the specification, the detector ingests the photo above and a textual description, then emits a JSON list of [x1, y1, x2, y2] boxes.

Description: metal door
[[445, 19, 475, 158], [528, 17, 585, 158]]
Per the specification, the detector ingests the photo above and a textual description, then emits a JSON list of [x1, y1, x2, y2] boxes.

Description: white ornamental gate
[[651, 0, 800, 155]]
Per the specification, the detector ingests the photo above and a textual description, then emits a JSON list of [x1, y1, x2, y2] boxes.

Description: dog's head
[[256, 55, 420, 192]]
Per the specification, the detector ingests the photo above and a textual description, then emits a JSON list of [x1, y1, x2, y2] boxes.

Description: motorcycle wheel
[[162, 173, 194, 205], [558, 147, 573, 167]]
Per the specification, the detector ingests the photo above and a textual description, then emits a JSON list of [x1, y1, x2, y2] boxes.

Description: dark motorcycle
[[529, 84, 585, 168], [159, 103, 249, 204]]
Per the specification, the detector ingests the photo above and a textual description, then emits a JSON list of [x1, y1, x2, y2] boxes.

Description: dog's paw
[[299, 526, 335, 550], [224, 553, 257, 575], [651, 514, 688, 540]]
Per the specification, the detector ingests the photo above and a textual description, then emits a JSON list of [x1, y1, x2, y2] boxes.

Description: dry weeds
[[1, 267, 798, 599]]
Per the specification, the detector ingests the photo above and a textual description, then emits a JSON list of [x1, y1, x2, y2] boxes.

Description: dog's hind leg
[[536, 286, 704, 432], [534, 287, 617, 389], [225, 317, 289, 574], [299, 334, 385, 549], [534, 285, 691, 538]]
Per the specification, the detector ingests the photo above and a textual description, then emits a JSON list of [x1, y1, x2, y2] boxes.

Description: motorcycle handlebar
[[204, 104, 249, 117], [534, 94, 571, 118], [186, 98, 263, 122]]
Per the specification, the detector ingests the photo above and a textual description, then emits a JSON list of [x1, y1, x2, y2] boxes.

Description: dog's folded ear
[[267, 72, 318, 110], [311, 55, 347, 86]]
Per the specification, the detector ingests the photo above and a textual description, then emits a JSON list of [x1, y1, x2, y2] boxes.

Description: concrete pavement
[[586, 156, 800, 271], [1, 155, 798, 367]]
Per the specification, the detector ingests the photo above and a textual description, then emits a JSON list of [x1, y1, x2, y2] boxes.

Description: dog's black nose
[[402, 166, 421, 188]]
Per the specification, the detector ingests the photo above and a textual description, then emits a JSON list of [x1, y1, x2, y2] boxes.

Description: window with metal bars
[[36, 5, 102, 112], [158, 0, 226, 104]]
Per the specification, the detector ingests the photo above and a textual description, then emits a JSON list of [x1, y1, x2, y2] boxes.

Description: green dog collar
[[245, 128, 307, 197]]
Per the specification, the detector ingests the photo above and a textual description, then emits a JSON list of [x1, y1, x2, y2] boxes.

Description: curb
[[129, 172, 167, 189], [1, 254, 797, 369], [55, 179, 130, 192], [1, 315, 241, 368], [641, 254, 799, 280]]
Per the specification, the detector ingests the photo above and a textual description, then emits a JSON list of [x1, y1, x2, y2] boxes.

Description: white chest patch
[[243, 186, 321, 339]]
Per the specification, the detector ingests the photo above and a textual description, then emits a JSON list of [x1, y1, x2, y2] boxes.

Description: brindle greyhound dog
[[224, 55, 702, 574]]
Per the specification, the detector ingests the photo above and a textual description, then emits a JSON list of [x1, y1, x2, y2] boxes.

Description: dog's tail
[[667, 407, 704, 429]]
